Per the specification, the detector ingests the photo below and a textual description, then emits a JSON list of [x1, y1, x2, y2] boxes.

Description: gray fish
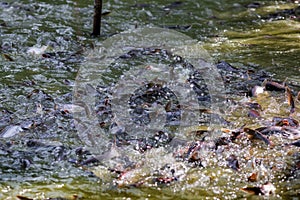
[[0, 125, 23, 138], [282, 127, 300, 140], [290, 140, 300, 147]]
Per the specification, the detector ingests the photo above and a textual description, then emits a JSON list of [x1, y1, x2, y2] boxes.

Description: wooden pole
[[92, 0, 102, 36]]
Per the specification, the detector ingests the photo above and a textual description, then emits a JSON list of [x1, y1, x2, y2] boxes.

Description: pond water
[[0, 0, 300, 199]]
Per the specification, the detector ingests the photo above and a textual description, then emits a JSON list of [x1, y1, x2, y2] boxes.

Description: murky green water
[[1, 0, 300, 199]]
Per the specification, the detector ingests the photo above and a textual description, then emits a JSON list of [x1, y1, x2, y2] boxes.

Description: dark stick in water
[[92, 0, 103, 36]]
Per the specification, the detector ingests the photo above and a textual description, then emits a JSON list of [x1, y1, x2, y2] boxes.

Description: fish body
[[0, 125, 22, 138]]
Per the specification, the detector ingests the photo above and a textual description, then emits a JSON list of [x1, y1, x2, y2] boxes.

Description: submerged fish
[[27, 45, 48, 55], [0, 125, 23, 138]]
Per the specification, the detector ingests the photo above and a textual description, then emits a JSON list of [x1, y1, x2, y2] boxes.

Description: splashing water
[[74, 26, 225, 174]]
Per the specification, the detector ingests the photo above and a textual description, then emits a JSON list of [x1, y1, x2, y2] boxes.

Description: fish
[[154, 176, 177, 185], [273, 117, 299, 127], [245, 102, 263, 110], [248, 109, 261, 118], [247, 172, 258, 182], [216, 61, 239, 72], [27, 45, 48, 55], [264, 81, 286, 91], [243, 128, 273, 146], [215, 137, 231, 149], [240, 186, 263, 195], [2, 53, 14, 61], [282, 127, 300, 140], [289, 140, 300, 147], [255, 126, 290, 137], [226, 155, 240, 171], [133, 3, 151, 8], [20, 120, 36, 130], [0, 125, 23, 138], [251, 86, 264, 97], [227, 124, 246, 142], [101, 11, 111, 16], [163, 25, 192, 30], [163, 1, 184, 10], [16, 195, 33, 200], [286, 86, 295, 113], [247, 2, 261, 8], [260, 182, 276, 195], [58, 103, 87, 113], [165, 101, 172, 112], [241, 182, 275, 196]]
